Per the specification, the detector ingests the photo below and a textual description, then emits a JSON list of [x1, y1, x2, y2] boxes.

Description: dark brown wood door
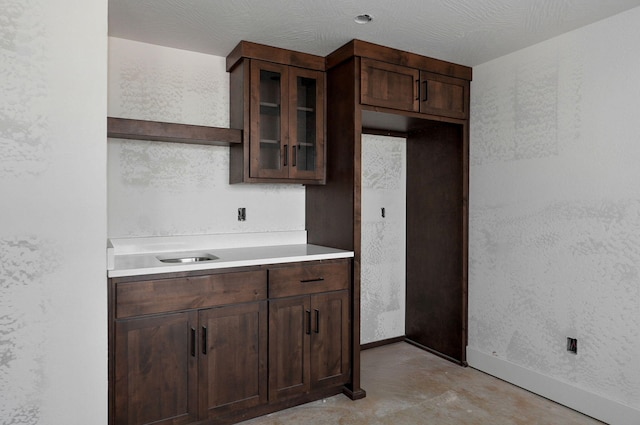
[[268, 296, 311, 401], [310, 290, 350, 388], [406, 122, 465, 363], [288, 67, 325, 181], [419, 71, 468, 119], [361, 58, 419, 112], [198, 301, 268, 419], [114, 311, 198, 425], [250, 60, 289, 179]]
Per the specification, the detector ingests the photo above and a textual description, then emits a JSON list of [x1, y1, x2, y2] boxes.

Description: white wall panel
[[469, 7, 640, 424], [0, 0, 108, 424]]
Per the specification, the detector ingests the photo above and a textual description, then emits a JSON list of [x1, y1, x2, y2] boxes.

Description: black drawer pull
[[300, 277, 324, 283]]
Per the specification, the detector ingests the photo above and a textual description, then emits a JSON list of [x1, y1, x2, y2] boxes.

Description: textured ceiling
[[108, 0, 640, 66]]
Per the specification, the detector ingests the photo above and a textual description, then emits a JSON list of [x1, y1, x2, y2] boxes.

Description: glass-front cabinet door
[[249, 60, 324, 182], [288, 67, 324, 181], [250, 61, 289, 179]]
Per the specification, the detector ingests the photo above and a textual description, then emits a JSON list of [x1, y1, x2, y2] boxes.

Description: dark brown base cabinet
[[109, 259, 352, 425], [268, 261, 350, 402]]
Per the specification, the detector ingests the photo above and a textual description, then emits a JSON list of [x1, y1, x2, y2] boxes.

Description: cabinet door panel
[[199, 301, 267, 418], [310, 291, 350, 388], [114, 312, 198, 425], [288, 67, 325, 181], [250, 60, 289, 179], [361, 58, 419, 112], [419, 71, 468, 119], [269, 296, 311, 400]]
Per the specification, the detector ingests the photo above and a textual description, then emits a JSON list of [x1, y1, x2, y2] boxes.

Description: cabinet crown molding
[[226, 40, 326, 72], [327, 39, 472, 81]]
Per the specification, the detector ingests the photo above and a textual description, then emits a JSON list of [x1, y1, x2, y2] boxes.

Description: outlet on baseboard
[[567, 337, 578, 354], [238, 207, 246, 221]]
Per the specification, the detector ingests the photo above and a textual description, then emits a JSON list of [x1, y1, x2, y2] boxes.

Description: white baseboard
[[467, 347, 639, 425]]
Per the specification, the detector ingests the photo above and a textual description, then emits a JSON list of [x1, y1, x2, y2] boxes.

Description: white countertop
[[107, 232, 353, 277]]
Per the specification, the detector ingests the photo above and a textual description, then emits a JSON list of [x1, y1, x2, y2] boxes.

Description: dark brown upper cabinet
[[361, 58, 420, 112], [419, 71, 468, 119], [360, 57, 469, 120], [227, 42, 326, 184]]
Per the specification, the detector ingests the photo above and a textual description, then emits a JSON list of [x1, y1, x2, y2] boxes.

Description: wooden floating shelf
[[107, 117, 242, 146]]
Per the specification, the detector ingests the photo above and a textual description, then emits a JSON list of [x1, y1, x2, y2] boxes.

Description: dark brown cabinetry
[[360, 57, 469, 119], [227, 42, 326, 184], [109, 259, 352, 425], [110, 270, 268, 425], [268, 261, 350, 402], [307, 39, 471, 366]]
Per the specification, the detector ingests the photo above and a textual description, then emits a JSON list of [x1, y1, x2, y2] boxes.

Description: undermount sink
[[156, 253, 219, 264]]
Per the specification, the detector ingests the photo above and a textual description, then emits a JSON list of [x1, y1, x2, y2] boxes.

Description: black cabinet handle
[[283, 144, 288, 166], [300, 277, 324, 283], [305, 310, 311, 335], [190, 327, 196, 357], [422, 80, 428, 102], [415, 79, 419, 100], [292, 145, 297, 167], [201, 326, 207, 355], [314, 309, 320, 334]]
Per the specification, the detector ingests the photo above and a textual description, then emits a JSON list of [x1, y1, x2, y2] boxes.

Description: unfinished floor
[[240, 342, 603, 425]]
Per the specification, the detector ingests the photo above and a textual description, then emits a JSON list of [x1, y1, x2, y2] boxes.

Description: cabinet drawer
[[115, 270, 267, 319], [269, 261, 349, 298]]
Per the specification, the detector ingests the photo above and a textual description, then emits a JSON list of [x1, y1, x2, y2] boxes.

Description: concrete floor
[[241, 342, 604, 425]]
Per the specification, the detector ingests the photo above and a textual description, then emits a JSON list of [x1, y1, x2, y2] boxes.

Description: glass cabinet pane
[[259, 70, 282, 171], [295, 76, 316, 172]]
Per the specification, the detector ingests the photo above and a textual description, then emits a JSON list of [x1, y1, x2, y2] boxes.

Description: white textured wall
[[0, 1, 108, 424], [108, 38, 305, 237], [469, 7, 640, 423], [361, 135, 406, 344]]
